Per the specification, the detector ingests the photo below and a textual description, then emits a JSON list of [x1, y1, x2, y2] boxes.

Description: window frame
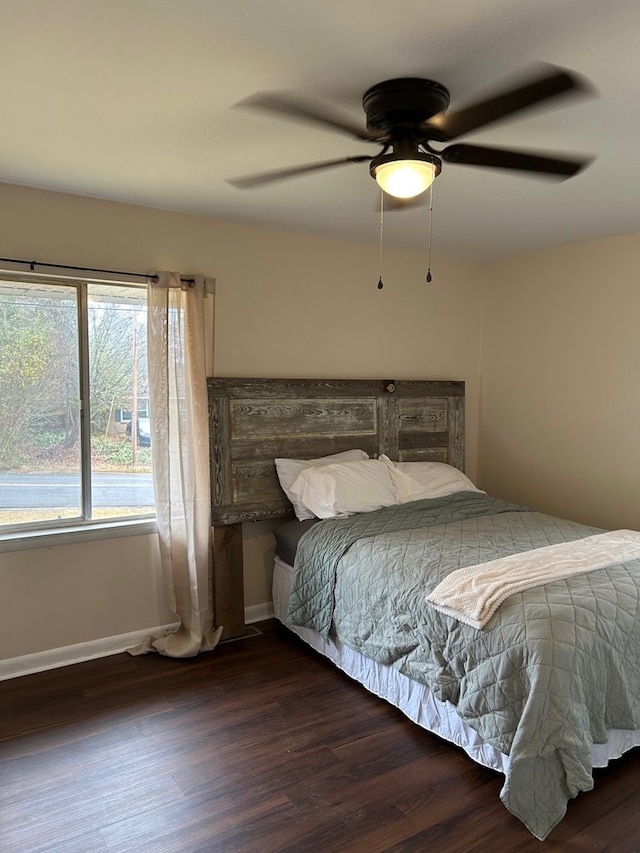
[[0, 271, 156, 548]]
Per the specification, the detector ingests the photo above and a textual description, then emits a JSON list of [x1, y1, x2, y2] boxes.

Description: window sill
[[0, 518, 158, 553]]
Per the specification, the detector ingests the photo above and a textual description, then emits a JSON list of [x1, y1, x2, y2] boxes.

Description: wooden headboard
[[208, 378, 465, 526]]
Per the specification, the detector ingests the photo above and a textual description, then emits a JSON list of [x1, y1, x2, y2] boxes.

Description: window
[[0, 274, 155, 535]]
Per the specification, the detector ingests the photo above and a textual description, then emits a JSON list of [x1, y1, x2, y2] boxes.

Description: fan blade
[[426, 64, 592, 141], [441, 143, 591, 179], [236, 92, 383, 143], [227, 155, 372, 189]]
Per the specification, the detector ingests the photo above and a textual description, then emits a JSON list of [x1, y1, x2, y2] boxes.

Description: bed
[[207, 377, 640, 841]]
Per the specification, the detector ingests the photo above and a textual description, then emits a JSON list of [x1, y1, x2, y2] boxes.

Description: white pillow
[[289, 458, 397, 519], [379, 454, 483, 504], [275, 449, 369, 520]]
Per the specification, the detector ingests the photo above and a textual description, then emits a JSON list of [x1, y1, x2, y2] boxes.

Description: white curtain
[[133, 270, 222, 657]]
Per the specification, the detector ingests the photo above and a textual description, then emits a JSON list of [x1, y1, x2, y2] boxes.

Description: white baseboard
[[245, 601, 274, 624], [0, 602, 275, 681], [0, 622, 179, 682]]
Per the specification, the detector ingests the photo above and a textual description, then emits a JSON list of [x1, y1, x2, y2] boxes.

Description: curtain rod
[[0, 256, 196, 285]]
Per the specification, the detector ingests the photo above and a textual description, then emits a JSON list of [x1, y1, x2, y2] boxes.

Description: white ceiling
[[1, 0, 638, 261]]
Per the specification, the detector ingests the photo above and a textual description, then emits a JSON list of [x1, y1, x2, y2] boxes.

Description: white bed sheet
[[273, 556, 640, 774]]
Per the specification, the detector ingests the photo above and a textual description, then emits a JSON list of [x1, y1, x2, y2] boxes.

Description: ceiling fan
[[228, 64, 594, 199]]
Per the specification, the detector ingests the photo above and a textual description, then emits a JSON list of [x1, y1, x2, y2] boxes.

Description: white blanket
[[425, 529, 640, 629]]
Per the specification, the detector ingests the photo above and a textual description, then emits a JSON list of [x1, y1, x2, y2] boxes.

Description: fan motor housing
[[363, 78, 451, 134]]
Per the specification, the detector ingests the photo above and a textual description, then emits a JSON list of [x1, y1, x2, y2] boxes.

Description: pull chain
[[426, 182, 434, 283], [377, 190, 384, 289]]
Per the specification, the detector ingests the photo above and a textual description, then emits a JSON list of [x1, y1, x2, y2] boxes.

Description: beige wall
[[0, 182, 483, 660], [0, 534, 165, 660], [4, 180, 638, 664], [479, 232, 640, 531]]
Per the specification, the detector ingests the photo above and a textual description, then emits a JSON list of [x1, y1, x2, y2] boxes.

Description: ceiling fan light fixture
[[371, 152, 442, 199]]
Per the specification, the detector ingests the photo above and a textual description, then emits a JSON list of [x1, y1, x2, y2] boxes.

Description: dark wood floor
[[1, 619, 639, 853]]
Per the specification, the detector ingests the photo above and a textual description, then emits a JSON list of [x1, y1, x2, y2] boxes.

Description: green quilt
[[287, 493, 640, 839]]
